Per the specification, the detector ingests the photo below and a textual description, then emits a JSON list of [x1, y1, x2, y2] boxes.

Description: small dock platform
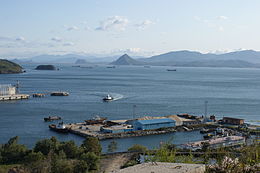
[[0, 94, 30, 101]]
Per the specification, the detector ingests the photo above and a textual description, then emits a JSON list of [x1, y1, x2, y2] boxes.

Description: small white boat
[[103, 94, 114, 101]]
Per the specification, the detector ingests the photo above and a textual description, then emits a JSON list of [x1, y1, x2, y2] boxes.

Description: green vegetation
[[0, 136, 102, 173], [107, 141, 118, 153], [127, 144, 148, 153], [140, 141, 260, 172], [0, 59, 23, 74]]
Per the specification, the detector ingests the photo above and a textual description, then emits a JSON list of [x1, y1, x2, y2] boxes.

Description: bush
[[128, 144, 148, 153], [80, 152, 99, 170], [73, 160, 88, 173]]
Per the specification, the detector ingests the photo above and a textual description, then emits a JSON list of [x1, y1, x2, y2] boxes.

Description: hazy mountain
[[75, 59, 88, 64], [137, 50, 260, 68], [28, 54, 86, 63], [110, 54, 144, 65]]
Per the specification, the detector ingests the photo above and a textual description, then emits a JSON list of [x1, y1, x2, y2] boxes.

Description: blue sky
[[1, 0, 260, 57]]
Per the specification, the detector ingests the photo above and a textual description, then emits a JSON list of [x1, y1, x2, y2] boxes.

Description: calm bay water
[[1, 64, 260, 152]]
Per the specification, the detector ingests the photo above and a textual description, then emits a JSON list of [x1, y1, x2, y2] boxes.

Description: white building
[[0, 84, 17, 96]]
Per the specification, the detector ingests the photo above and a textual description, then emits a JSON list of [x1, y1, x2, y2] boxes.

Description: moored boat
[[203, 133, 214, 140], [49, 122, 69, 133], [50, 92, 69, 96], [200, 128, 216, 134], [44, 116, 61, 122]]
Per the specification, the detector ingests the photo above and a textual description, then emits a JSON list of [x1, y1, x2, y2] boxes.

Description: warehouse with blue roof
[[133, 118, 176, 131]]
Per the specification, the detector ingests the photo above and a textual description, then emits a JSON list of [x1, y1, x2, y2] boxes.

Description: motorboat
[[103, 94, 114, 101]]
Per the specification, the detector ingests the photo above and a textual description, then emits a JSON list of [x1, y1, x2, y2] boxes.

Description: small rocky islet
[[35, 65, 57, 70], [0, 59, 23, 74]]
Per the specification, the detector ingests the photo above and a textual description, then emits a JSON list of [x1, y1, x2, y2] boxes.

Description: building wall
[[134, 121, 175, 131], [223, 117, 244, 125], [0, 85, 16, 96]]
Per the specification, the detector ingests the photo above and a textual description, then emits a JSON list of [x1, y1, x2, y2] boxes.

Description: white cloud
[[67, 26, 79, 31], [63, 42, 74, 46], [218, 26, 224, 32], [15, 36, 25, 41], [194, 16, 226, 32], [96, 16, 129, 31], [51, 37, 62, 42], [135, 20, 154, 30], [193, 16, 201, 21], [0, 36, 13, 41], [111, 48, 154, 56], [217, 16, 228, 20], [85, 26, 91, 31]]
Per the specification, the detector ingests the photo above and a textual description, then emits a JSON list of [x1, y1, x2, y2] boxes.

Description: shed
[[223, 117, 244, 125], [133, 118, 175, 131]]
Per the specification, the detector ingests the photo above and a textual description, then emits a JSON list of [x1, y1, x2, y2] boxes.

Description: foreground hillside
[[0, 59, 23, 74]]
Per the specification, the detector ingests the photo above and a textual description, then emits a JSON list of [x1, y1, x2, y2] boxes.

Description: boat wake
[[87, 92, 124, 101]]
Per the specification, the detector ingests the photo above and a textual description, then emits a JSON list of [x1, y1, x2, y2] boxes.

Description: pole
[[133, 105, 137, 119], [204, 101, 208, 117]]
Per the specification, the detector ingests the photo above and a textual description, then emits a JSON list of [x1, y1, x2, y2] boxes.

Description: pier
[[0, 94, 29, 101]]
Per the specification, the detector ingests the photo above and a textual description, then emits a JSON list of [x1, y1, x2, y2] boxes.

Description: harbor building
[[101, 125, 133, 133], [132, 118, 176, 131], [0, 83, 29, 101], [0, 84, 16, 95], [222, 117, 244, 125]]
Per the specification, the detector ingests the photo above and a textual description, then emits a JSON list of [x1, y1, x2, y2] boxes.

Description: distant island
[[110, 54, 144, 65], [0, 59, 23, 74], [35, 65, 57, 70]]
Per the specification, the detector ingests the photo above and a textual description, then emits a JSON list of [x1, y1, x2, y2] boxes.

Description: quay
[[49, 113, 260, 141], [0, 94, 29, 101], [59, 114, 208, 140], [66, 122, 177, 140], [183, 136, 245, 150]]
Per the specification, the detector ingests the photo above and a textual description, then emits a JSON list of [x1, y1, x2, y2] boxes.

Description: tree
[[34, 137, 60, 155], [1, 136, 28, 164], [107, 141, 117, 153], [59, 140, 79, 159], [81, 137, 101, 156], [24, 151, 45, 163], [80, 152, 100, 170], [51, 159, 74, 173]]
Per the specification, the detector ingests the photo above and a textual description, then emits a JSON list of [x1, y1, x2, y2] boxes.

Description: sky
[[1, 0, 260, 58]]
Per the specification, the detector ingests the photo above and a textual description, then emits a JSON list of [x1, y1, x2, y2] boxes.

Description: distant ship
[[167, 69, 177, 71], [107, 66, 116, 68], [103, 94, 114, 101]]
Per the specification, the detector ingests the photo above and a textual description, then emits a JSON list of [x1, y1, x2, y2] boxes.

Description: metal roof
[[136, 118, 175, 125]]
